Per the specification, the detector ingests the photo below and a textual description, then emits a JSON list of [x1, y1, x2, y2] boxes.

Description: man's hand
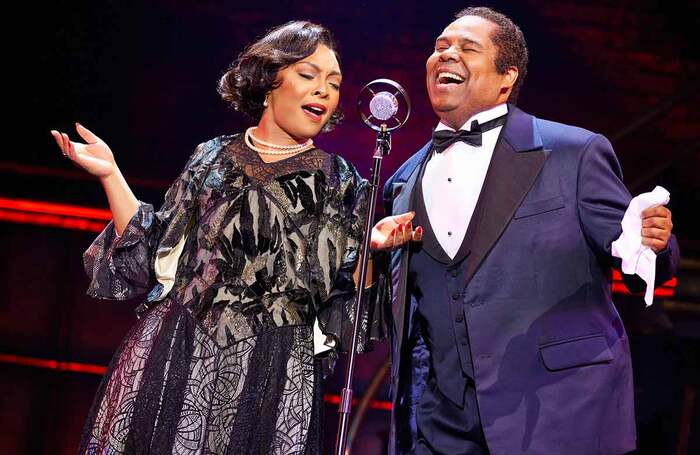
[[370, 211, 423, 251], [641, 205, 673, 253]]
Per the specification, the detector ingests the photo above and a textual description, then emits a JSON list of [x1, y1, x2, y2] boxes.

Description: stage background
[[2, 1, 698, 453]]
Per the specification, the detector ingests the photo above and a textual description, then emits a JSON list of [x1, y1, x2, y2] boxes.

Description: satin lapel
[[390, 143, 431, 380], [461, 123, 548, 285]]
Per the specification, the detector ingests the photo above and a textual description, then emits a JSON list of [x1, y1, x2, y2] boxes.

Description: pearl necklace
[[245, 127, 314, 155]]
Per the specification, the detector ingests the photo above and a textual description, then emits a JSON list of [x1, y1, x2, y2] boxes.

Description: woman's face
[[261, 44, 341, 142]]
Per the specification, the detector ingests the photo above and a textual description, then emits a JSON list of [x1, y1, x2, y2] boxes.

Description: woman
[[51, 21, 417, 454]]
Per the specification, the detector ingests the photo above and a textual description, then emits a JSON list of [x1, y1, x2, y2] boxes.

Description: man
[[372, 6, 679, 455]]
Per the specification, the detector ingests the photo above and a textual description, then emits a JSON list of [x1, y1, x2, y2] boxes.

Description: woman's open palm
[[50, 123, 116, 178]]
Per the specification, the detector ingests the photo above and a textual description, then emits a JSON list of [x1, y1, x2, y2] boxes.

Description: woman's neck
[[255, 116, 308, 146]]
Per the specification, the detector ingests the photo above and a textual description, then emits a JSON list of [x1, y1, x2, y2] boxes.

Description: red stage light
[[0, 354, 395, 411]]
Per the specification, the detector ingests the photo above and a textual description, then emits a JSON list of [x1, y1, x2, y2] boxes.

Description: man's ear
[[500, 66, 519, 95]]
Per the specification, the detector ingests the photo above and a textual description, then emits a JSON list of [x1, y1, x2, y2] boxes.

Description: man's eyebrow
[[434, 36, 483, 48], [460, 38, 483, 48], [297, 61, 342, 77]]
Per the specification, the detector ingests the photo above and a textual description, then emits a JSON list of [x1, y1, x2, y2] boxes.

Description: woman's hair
[[219, 20, 343, 131]]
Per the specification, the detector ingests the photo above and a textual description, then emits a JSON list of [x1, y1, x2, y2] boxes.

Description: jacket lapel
[[391, 143, 431, 217], [390, 142, 431, 382], [460, 106, 548, 285]]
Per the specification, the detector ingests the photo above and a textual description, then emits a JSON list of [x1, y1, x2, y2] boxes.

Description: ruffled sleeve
[[82, 140, 215, 300], [315, 156, 391, 358]]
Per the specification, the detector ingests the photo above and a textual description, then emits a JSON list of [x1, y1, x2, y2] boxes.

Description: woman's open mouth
[[301, 104, 327, 122]]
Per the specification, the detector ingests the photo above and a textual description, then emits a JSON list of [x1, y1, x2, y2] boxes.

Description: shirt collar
[[435, 103, 508, 132]]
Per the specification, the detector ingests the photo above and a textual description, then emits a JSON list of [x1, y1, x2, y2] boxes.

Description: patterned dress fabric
[[78, 134, 390, 454]]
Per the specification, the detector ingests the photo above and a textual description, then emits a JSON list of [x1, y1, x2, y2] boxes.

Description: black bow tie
[[431, 114, 507, 153]]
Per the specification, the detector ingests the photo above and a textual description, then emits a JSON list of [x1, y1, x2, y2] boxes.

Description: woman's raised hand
[[50, 123, 116, 178], [370, 211, 423, 251]]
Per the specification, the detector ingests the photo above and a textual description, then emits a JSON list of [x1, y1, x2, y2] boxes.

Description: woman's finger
[[391, 212, 415, 226], [395, 224, 404, 247], [407, 223, 414, 243], [412, 226, 423, 242], [64, 133, 78, 161], [66, 135, 76, 158], [389, 228, 397, 250], [50, 130, 66, 154], [61, 133, 71, 156], [403, 222, 413, 244], [75, 122, 101, 144]]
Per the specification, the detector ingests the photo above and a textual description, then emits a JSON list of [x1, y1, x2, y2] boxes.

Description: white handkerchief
[[611, 186, 670, 306]]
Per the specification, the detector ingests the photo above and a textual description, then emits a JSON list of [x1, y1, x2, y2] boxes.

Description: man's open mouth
[[437, 71, 465, 85]]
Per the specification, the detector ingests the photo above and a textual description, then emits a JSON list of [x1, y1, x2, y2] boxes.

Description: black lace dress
[[78, 134, 389, 454]]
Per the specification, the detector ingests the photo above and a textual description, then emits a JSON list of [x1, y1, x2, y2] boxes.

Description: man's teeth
[[438, 72, 465, 83]]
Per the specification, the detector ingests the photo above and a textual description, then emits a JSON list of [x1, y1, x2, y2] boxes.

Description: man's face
[[426, 15, 513, 128]]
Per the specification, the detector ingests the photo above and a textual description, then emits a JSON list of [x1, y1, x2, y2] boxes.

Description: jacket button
[[450, 269, 459, 277], [452, 292, 460, 300], [455, 314, 464, 323]]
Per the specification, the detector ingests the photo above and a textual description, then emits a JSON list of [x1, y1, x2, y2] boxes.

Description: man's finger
[[641, 205, 669, 218], [642, 227, 668, 239], [642, 237, 667, 253], [642, 216, 672, 229]]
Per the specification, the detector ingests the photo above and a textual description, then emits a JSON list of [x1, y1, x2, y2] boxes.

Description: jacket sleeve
[[576, 134, 680, 291], [82, 142, 210, 300]]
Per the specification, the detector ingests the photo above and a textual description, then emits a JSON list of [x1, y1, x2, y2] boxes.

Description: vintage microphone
[[334, 79, 410, 455]]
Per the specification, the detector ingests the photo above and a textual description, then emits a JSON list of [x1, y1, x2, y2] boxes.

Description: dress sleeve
[[316, 157, 391, 356], [82, 142, 210, 300]]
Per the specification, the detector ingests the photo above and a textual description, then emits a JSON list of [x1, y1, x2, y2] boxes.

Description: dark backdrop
[[2, 1, 698, 453]]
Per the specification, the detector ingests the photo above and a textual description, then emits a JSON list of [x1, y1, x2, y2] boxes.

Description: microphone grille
[[369, 91, 399, 121]]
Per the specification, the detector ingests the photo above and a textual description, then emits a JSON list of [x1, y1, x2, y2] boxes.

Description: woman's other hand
[[51, 123, 116, 179], [370, 211, 423, 251]]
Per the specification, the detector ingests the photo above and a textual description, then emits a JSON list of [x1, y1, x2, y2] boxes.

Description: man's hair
[[455, 7, 528, 104], [218, 21, 342, 131]]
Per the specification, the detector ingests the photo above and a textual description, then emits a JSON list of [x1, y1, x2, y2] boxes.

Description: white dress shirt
[[422, 103, 508, 259]]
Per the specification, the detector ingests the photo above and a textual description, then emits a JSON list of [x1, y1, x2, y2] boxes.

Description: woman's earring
[[263, 95, 269, 108]]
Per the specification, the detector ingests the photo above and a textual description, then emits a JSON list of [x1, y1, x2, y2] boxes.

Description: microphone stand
[[334, 124, 391, 455]]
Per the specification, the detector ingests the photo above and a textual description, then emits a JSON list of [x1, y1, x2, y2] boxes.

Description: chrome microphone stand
[[334, 79, 410, 455]]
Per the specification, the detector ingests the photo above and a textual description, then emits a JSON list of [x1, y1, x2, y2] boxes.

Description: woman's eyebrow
[[297, 61, 341, 77]]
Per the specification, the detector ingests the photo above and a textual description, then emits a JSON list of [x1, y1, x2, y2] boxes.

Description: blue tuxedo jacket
[[382, 106, 679, 455]]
